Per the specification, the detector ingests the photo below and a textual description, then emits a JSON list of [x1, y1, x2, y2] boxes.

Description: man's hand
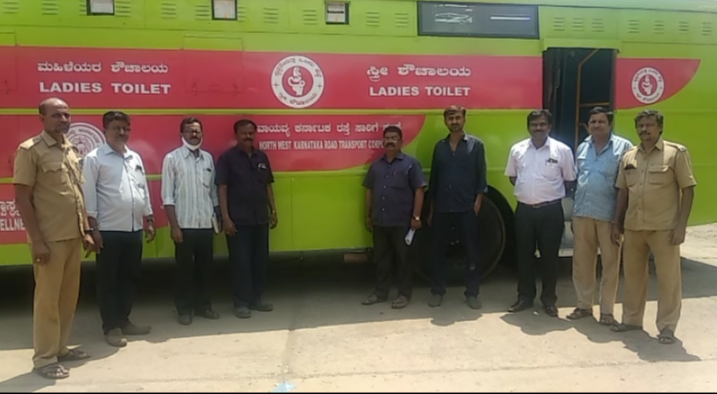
[[171, 226, 183, 243], [83, 234, 96, 258], [410, 217, 422, 230], [670, 225, 687, 245], [364, 216, 372, 232], [473, 199, 482, 216], [91, 229, 104, 254], [32, 242, 50, 265], [270, 211, 278, 230], [610, 222, 623, 246], [223, 216, 236, 236], [146, 222, 156, 243]]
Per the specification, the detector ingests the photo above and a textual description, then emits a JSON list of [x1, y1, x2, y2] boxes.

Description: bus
[[0, 0, 715, 282]]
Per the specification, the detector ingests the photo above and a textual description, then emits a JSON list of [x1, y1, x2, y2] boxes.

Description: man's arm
[[215, 154, 232, 225], [160, 155, 180, 230], [673, 148, 697, 243], [81, 154, 100, 229], [613, 158, 629, 226], [474, 140, 488, 207], [409, 160, 428, 219], [504, 146, 518, 186], [428, 144, 440, 216], [13, 147, 44, 244], [265, 156, 277, 218]]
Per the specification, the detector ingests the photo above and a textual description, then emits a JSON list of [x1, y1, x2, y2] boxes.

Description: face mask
[[182, 136, 202, 151]]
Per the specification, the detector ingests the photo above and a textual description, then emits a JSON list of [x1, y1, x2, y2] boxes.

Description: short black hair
[[443, 105, 466, 119], [526, 109, 553, 127], [383, 125, 403, 139], [234, 119, 257, 133], [634, 109, 664, 127], [588, 107, 614, 124], [102, 111, 131, 128], [180, 117, 203, 133]]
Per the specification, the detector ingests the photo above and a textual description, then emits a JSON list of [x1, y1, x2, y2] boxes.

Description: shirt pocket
[[390, 169, 410, 189], [598, 160, 620, 178], [624, 168, 639, 187], [539, 159, 562, 179], [40, 161, 66, 188], [647, 165, 671, 185], [202, 168, 213, 188], [256, 167, 271, 184], [129, 166, 147, 197]]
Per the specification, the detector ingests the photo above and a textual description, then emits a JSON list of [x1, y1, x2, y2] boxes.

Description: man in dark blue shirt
[[428, 105, 488, 309], [361, 126, 427, 309], [216, 119, 278, 319]]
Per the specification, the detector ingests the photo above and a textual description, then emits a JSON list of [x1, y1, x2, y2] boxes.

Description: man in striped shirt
[[567, 107, 633, 325], [161, 117, 220, 325]]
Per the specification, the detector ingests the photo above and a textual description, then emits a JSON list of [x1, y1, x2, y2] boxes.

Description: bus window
[[417, 2, 539, 39]]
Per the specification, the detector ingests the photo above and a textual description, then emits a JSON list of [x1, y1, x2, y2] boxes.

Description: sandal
[[566, 308, 593, 320], [33, 363, 69, 380], [58, 348, 91, 362], [610, 322, 643, 332], [361, 294, 386, 306], [598, 313, 617, 326], [658, 329, 676, 345], [391, 296, 409, 309]]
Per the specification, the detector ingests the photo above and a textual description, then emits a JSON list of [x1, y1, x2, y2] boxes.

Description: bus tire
[[409, 190, 511, 285]]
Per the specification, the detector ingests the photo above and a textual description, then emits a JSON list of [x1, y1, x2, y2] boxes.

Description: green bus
[[0, 0, 715, 281]]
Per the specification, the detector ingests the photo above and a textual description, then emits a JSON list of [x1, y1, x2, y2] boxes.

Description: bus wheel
[[409, 194, 508, 285]]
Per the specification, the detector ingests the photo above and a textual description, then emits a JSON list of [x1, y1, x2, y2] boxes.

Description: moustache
[[244, 138, 253, 141], [386, 142, 396, 146]]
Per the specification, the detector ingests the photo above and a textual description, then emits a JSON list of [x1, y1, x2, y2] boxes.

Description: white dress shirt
[[504, 137, 576, 205], [161, 146, 218, 229], [82, 144, 153, 232]]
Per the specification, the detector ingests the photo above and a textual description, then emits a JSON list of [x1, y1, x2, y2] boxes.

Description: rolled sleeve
[[12, 147, 36, 187], [409, 159, 428, 190], [81, 155, 99, 218], [674, 149, 697, 189], [615, 158, 627, 190], [561, 148, 577, 182], [504, 147, 517, 177], [160, 154, 175, 206], [362, 164, 375, 189], [428, 144, 440, 200]]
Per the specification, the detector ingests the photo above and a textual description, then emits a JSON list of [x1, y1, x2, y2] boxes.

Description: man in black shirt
[[216, 119, 278, 319], [428, 105, 488, 309]]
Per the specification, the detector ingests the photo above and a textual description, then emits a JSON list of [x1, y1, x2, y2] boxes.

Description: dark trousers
[[95, 230, 143, 334], [431, 211, 481, 297], [515, 201, 565, 306], [372, 225, 413, 299], [175, 229, 215, 316], [226, 224, 269, 308]]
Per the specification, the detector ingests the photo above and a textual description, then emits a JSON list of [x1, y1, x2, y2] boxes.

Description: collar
[[382, 152, 405, 162], [529, 136, 552, 150], [100, 143, 133, 158], [585, 133, 615, 149], [638, 137, 664, 153], [183, 146, 204, 159], [444, 132, 469, 142], [40, 130, 66, 148]]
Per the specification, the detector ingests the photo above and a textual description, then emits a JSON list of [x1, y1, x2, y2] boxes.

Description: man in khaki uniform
[[13, 98, 96, 379], [611, 109, 696, 345]]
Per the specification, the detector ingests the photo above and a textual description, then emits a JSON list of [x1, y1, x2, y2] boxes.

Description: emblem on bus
[[68, 122, 106, 158], [271, 55, 325, 109], [631, 67, 665, 104]]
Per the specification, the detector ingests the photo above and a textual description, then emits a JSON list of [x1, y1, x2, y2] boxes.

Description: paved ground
[[0, 224, 716, 392]]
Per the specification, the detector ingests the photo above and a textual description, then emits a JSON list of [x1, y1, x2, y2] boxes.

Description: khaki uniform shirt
[[615, 138, 697, 231], [13, 131, 86, 243]]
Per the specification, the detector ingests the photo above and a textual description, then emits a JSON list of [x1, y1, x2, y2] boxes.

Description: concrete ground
[[0, 224, 716, 392]]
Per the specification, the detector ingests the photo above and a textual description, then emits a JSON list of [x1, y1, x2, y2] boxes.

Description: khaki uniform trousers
[[572, 217, 621, 314], [622, 230, 682, 332], [32, 238, 83, 368]]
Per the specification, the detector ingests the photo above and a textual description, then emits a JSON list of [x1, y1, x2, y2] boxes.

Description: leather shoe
[[544, 304, 558, 317], [178, 314, 192, 326], [508, 299, 533, 313], [196, 309, 221, 320]]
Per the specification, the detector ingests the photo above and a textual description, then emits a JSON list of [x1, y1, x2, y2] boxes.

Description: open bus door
[[542, 47, 617, 256]]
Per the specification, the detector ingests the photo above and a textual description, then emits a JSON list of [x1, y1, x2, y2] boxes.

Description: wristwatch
[[412, 216, 421, 221], [84, 228, 95, 235]]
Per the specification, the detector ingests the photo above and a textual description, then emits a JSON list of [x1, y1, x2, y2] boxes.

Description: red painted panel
[[0, 185, 25, 244], [615, 58, 701, 109]]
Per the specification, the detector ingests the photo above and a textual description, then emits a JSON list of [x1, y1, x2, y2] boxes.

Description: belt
[[520, 199, 562, 209]]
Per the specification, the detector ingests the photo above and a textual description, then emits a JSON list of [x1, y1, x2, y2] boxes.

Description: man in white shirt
[[161, 117, 220, 325], [82, 111, 156, 347], [504, 109, 576, 317]]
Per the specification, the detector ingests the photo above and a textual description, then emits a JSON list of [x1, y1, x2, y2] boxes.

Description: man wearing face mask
[[361, 126, 427, 309], [611, 110, 696, 345], [504, 109, 576, 317], [82, 111, 156, 347], [161, 117, 220, 325], [216, 119, 278, 319]]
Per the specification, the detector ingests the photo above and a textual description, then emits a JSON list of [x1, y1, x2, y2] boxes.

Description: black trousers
[[226, 224, 269, 308], [95, 230, 143, 334], [174, 229, 215, 316], [515, 201, 565, 306], [372, 225, 412, 299], [431, 211, 481, 297]]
